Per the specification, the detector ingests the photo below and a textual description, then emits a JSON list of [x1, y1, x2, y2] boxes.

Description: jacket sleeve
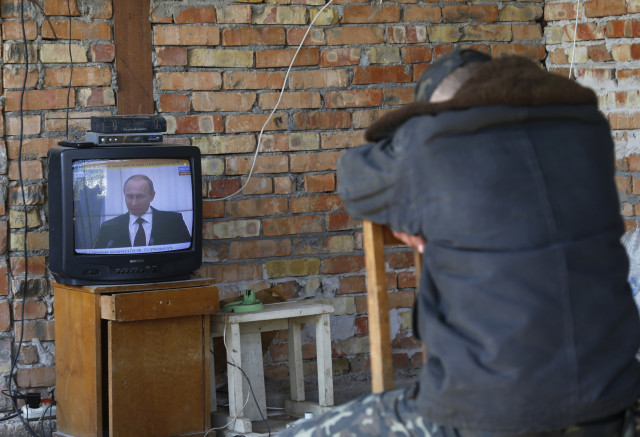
[[337, 137, 414, 233]]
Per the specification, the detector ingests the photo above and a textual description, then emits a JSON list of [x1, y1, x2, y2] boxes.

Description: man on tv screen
[[92, 174, 191, 249]]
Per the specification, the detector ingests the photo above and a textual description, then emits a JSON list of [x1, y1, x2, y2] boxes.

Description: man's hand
[[391, 231, 425, 254]]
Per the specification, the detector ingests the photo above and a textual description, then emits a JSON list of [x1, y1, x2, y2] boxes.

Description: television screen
[[73, 158, 194, 254], [48, 144, 202, 285]]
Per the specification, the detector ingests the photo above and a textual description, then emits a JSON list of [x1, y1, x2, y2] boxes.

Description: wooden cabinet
[[53, 279, 218, 437]]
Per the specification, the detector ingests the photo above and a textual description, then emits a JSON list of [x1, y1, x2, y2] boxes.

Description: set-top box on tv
[[91, 115, 167, 134]]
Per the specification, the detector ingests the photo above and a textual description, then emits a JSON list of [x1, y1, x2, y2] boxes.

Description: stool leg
[[210, 336, 217, 413], [240, 331, 267, 421], [288, 320, 305, 402], [226, 323, 244, 420], [316, 313, 333, 407]]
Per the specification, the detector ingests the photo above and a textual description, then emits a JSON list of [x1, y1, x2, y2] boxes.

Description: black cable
[[0, 413, 19, 421], [65, 0, 73, 139], [5, 2, 42, 437], [210, 348, 271, 437]]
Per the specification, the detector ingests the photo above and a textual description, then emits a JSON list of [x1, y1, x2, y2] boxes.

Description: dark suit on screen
[[93, 207, 191, 249]]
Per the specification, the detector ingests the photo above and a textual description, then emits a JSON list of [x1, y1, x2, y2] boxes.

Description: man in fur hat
[[279, 50, 640, 436]]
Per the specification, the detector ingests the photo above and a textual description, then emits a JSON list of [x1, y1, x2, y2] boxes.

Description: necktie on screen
[[134, 217, 146, 246]]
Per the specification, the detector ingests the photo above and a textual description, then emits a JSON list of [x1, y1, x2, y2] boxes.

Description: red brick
[[320, 131, 365, 150], [398, 271, 418, 289], [0, 302, 9, 331], [225, 113, 288, 134], [327, 212, 360, 232], [44, 66, 112, 87], [403, 5, 442, 23], [217, 5, 251, 24], [42, 19, 111, 40], [174, 6, 216, 23], [0, 264, 8, 296], [5, 89, 74, 111], [585, 0, 626, 18], [293, 111, 351, 130], [157, 72, 222, 91], [387, 25, 427, 44], [512, 24, 543, 41], [3, 67, 38, 89], [490, 44, 546, 60], [544, 3, 577, 21], [174, 115, 223, 134], [229, 240, 292, 260], [202, 200, 225, 218], [588, 44, 613, 62], [240, 177, 276, 196], [353, 109, 387, 129], [208, 179, 240, 199], [263, 215, 324, 236], [338, 276, 366, 294], [90, 43, 115, 62], [287, 28, 326, 46], [2, 1, 35, 18], [43, 0, 79, 16], [443, 5, 498, 22], [321, 255, 364, 274], [156, 47, 187, 66], [226, 155, 288, 175], [304, 174, 335, 192], [8, 160, 42, 181], [325, 27, 384, 45], [154, 25, 220, 46], [13, 320, 55, 342], [289, 194, 344, 214], [6, 138, 56, 159], [159, 94, 190, 113], [258, 91, 321, 110], [223, 71, 287, 90], [2, 20, 37, 40], [606, 20, 640, 38], [320, 47, 361, 67], [354, 316, 368, 335], [384, 87, 414, 106], [226, 198, 289, 218], [402, 45, 433, 64], [342, 5, 401, 23], [566, 23, 605, 41], [290, 151, 341, 173], [353, 65, 412, 85], [16, 367, 56, 388], [222, 27, 285, 46], [256, 48, 319, 68], [12, 300, 47, 320], [289, 69, 349, 89]]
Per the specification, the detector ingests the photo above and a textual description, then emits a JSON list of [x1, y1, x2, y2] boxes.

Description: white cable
[[568, 0, 581, 79], [213, 0, 336, 202]]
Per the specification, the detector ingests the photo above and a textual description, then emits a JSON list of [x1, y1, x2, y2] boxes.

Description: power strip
[[21, 404, 56, 420]]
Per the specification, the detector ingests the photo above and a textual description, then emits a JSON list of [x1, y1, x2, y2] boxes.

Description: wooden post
[[362, 220, 395, 393], [113, 0, 154, 114]]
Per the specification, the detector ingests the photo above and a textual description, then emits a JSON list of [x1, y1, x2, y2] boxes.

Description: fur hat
[[414, 49, 491, 102]]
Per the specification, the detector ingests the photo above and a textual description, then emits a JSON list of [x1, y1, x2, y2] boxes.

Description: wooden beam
[[113, 0, 154, 114], [362, 220, 395, 393]]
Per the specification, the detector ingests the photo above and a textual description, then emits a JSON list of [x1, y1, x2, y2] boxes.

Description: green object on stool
[[223, 289, 264, 313]]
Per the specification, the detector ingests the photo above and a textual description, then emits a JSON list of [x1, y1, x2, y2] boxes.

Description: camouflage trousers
[[276, 385, 636, 437]]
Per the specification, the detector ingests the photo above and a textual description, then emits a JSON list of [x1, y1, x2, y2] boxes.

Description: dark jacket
[[93, 207, 191, 249], [337, 57, 640, 433]]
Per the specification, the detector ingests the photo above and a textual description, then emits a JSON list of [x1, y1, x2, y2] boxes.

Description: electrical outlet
[[21, 404, 56, 420]]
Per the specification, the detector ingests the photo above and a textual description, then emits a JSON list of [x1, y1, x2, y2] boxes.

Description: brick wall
[[0, 0, 636, 425]]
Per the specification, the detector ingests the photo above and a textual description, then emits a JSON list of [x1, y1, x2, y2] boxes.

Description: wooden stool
[[210, 300, 334, 433]]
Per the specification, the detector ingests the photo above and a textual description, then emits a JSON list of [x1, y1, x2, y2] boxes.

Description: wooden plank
[[108, 315, 208, 437], [113, 0, 154, 114], [362, 220, 395, 393], [53, 285, 103, 437], [52, 278, 216, 295], [100, 286, 219, 321], [316, 313, 333, 406], [288, 319, 305, 402], [212, 301, 334, 324]]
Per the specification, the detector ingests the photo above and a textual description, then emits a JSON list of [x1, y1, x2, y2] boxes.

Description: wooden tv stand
[[53, 278, 219, 437]]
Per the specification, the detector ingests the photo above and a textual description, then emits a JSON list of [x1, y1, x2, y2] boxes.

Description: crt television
[[48, 144, 202, 285]]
